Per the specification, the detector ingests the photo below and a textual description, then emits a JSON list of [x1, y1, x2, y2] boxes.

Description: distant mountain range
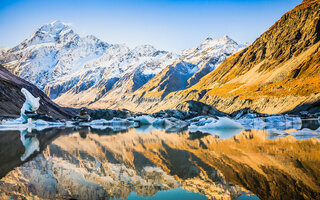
[[0, 20, 246, 110], [1, 0, 319, 115], [89, 0, 320, 114]]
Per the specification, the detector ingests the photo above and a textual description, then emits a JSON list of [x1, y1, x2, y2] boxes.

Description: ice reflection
[[19, 129, 40, 161]]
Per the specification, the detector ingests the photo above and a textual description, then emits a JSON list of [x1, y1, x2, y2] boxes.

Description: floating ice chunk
[[31, 119, 65, 131], [241, 113, 258, 119], [189, 117, 243, 130], [20, 88, 40, 123], [237, 117, 267, 130], [134, 115, 156, 125], [186, 116, 209, 124], [81, 118, 136, 128], [265, 115, 302, 130], [153, 117, 188, 132], [21, 88, 40, 112], [0, 118, 66, 131], [88, 119, 109, 125], [188, 117, 217, 129], [236, 115, 302, 130], [208, 117, 244, 129]]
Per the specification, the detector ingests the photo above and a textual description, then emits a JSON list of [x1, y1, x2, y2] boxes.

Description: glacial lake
[[0, 119, 319, 200]]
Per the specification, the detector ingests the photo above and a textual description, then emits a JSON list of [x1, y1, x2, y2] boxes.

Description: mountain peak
[[21, 20, 75, 47], [39, 20, 72, 33], [132, 44, 158, 56], [221, 35, 231, 41]]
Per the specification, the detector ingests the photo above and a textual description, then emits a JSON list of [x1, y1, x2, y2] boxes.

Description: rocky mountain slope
[[0, 64, 74, 119], [0, 21, 246, 109], [80, 36, 246, 110], [186, 0, 320, 114], [0, 21, 179, 105], [92, 0, 320, 114]]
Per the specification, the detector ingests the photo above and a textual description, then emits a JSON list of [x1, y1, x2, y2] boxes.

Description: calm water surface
[[0, 119, 319, 200]]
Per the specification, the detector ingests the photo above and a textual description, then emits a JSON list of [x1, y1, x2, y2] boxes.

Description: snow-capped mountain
[[87, 36, 247, 111], [0, 21, 178, 102], [47, 43, 178, 107], [1, 21, 109, 90], [0, 20, 247, 109], [181, 36, 247, 86]]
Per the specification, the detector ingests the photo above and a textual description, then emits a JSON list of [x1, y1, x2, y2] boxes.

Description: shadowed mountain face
[[0, 64, 74, 119], [91, 0, 320, 114], [0, 128, 319, 200]]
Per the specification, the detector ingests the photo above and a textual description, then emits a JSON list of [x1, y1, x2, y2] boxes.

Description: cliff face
[[0, 65, 74, 119], [91, 0, 320, 114]]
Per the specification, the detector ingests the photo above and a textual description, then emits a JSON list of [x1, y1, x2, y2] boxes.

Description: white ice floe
[[189, 117, 244, 130], [236, 117, 267, 130], [0, 118, 66, 131], [188, 117, 217, 128], [134, 115, 157, 125], [153, 117, 189, 132], [185, 116, 209, 124], [81, 118, 136, 127], [153, 117, 188, 127], [236, 115, 302, 130]]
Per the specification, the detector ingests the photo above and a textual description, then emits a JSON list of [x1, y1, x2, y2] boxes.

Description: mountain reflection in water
[[0, 123, 319, 200]]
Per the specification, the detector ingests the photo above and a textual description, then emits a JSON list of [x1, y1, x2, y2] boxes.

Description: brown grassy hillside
[[91, 0, 319, 114]]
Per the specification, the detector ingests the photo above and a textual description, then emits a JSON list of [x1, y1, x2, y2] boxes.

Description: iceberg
[[237, 117, 267, 130], [134, 115, 157, 125], [81, 118, 136, 127], [264, 115, 302, 130], [189, 117, 244, 130], [235, 115, 302, 130], [153, 117, 189, 132], [20, 88, 40, 123]]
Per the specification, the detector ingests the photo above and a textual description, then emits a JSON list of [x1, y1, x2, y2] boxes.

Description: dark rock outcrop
[[186, 100, 228, 117], [0, 65, 75, 120]]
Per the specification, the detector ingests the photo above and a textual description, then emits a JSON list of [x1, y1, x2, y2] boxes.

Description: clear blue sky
[[0, 0, 301, 53]]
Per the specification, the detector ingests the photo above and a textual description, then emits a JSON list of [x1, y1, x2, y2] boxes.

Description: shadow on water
[[0, 127, 75, 178]]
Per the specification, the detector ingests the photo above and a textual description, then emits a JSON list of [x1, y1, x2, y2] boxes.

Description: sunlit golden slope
[[88, 0, 320, 114]]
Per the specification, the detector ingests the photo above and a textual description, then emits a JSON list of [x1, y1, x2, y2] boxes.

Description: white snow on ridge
[[181, 35, 247, 70], [0, 20, 248, 107]]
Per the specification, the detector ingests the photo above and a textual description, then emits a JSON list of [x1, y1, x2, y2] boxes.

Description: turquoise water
[[114, 188, 208, 200], [236, 194, 260, 200]]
